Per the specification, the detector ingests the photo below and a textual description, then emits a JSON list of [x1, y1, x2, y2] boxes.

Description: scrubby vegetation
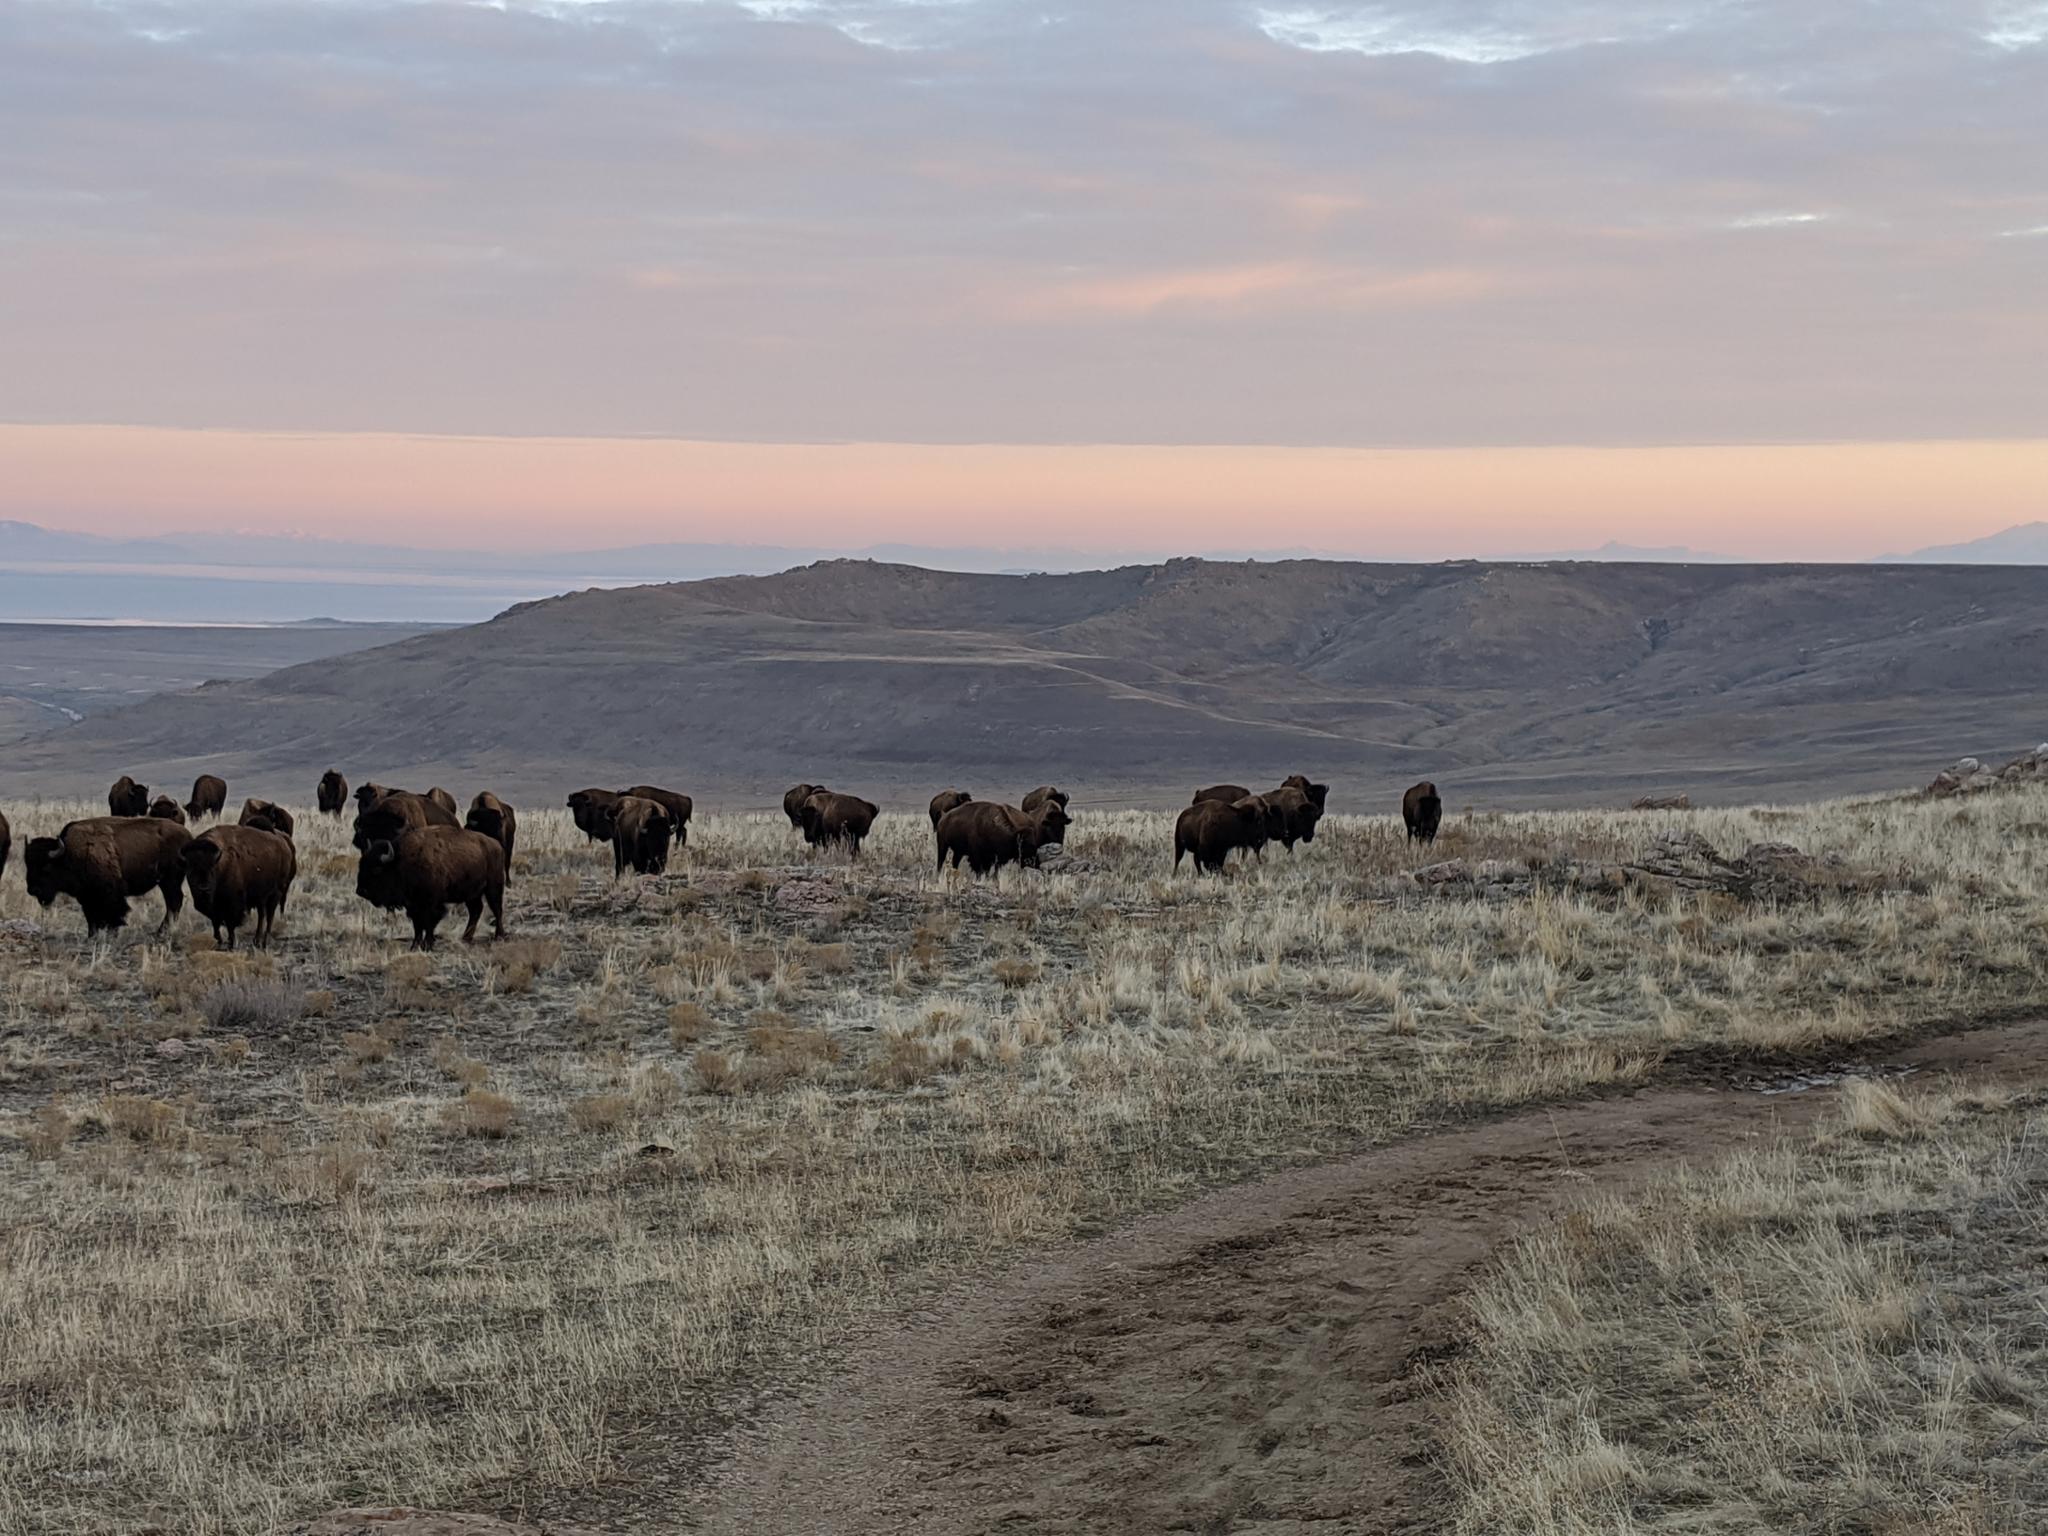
[[0, 788, 2043, 1533]]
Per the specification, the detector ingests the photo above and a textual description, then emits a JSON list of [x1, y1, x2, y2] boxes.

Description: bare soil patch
[[696, 1020, 2048, 1536]]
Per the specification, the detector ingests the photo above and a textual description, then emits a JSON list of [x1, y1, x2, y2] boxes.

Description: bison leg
[[461, 895, 483, 944], [487, 885, 505, 940]]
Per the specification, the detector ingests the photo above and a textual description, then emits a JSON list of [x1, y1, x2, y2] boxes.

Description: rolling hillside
[[3, 558, 2042, 809]]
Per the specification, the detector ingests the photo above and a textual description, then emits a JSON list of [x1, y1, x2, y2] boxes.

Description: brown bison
[[355, 825, 507, 950], [148, 796, 188, 825], [1268, 784, 1323, 849], [466, 792, 518, 872], [183, 823, 296, 950], [239, 799, 296, 838], [612, 796, 675, 876], [1020, 785, 1069, 815], [186, 773, 228, 820], [799, 791, 879, 857], [1279, 774, 1330, 812], [1192, 783, 1253, 808], [0, 810, 10, 884], [928, 788, 973, 828], [1230, 793, 1283, 860], [108, 775, 149, 817], [354, 782, 394, 812], [425, 787, 459, 817], [935, 800, 1071, 878], [567, 788, 624, 842], [620, 785, 692, 839], [1174, 798, 1262, 874], [1403, 781, 1442, 845], [25, 815, 190, 935], [317, 770, 349, 816], [353, 789, 457, 850], [783, 783, 827, 828]]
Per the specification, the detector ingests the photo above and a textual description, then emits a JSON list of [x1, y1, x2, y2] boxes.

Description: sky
[[3, 0, 2046, 558]]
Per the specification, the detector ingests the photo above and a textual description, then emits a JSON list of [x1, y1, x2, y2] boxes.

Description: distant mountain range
[[2, 519, 2041, 624], [1875, 521, 2048, 565], [7, 555, 2043, 808]]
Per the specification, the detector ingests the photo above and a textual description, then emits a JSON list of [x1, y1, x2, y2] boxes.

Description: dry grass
[[0, 788, 2044, 1532], [1444, 1077, 2048, 1532]]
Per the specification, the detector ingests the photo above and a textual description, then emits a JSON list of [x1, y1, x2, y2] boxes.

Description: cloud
[[1251, 2, 1737, 64]]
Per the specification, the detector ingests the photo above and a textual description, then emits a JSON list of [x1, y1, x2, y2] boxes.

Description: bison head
[[1032, 805, 1072, 849], [466, 805, 505, 842], [23, 837, 67, 906], [149, 797, 186, 824], [182, 839, 224, 890], [355, 839, 406, 911]]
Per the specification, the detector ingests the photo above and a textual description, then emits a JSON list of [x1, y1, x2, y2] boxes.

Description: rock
[[1413, 858, 1532, 891], [298, 1511, 601, 1536], [155, 1038, 187, 1059], [773, 876, 841, 915], [0, 918, 42, 941], [1623, 832, 1883, 903], [1927, 744, 2047, 797], [1630, 794, 1692, 810]]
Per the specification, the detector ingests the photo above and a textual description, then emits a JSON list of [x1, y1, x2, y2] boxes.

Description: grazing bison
[[353, 789, 457, 850], [25, 816, 190, 935], [108, 776, 149, 817], [611, 795, 674, 877], [799, 791, 879, 857], [1020, 785, 1069, 816], [1192, 783, 1253, 808], [1279, 774, 1330, 812], [1268, 784, 1323, 849], [1403, 781, 1442, 846], [425, 787, 459, 817], [317, 770, 349, 817], [1174, 798, 1261, 874], [239, 799, 296, 838], [0, 810, 10, 883], [148, 796, 188, 825], [186, 774, 228, 820], [783, 783, 827, 829], [929, 789, 973, 829], [935, 800, 1071, 878], [183, 823, 296, 950], [466, 792, 518, 873], [567, 788, 624, 843], [356, 826, 507, 950]]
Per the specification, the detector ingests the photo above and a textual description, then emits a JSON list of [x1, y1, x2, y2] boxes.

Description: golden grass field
[[1, 788, 2044, 1533]]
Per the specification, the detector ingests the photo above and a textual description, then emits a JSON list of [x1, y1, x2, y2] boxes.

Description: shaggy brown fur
[[355, 825, 507, 950], [935, 801, 1071, 878], [183, 823, 297, 950], [185, 774, 228, 820], [25, 815, 190, 935]]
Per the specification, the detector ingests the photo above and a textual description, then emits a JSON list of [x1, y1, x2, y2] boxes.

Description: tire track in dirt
[[692, 1021, 2048, 1536]]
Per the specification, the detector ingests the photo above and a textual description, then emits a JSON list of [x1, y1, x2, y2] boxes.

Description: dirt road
[[694, 1021, 2048, 1535]]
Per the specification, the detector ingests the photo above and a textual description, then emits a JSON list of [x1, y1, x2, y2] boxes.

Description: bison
[[1279, 774, 1330, 812], [1403, 781, 1442, 846], [108, 775, 149, 817], [25, 815, 190, 935], [149, 796, 188, 825], [1020, 785, 1069, 815], [612, 795, 675, 877], [317, 770, 349, 817], [799, 791, 879, 858], [186, 773, 228, 820], [1192, 783, 1253, 808], [354, 782, 394, 812], [466, 792, 518, 873], [783, 783, 827, 829], [183, 823, 296, 950], [239, 798, 296, 838], [355, 825, 507, 950], [567, 788, 624, 843], [928, 788, 973, 828], [1268, 784, 1323, 849], [353, 789, 457, 850], [620, 785, 692, 842], [935, 800, 1071, 879], [1174, 798, 1262, 874], [425, 787, 459, 817], [0, 810, 10, 883]]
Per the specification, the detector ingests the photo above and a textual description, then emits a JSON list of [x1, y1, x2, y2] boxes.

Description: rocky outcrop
[[1630, 794, 1692, 810], [1926, 744, 2046, 797], [1413, 831, 1889, 904]]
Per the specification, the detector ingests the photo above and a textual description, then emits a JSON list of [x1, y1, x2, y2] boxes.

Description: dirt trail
[[693, 1021, 2048, 1536]]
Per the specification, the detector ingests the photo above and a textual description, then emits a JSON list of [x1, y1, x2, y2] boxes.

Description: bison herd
[[8, 769, 1451, 949]]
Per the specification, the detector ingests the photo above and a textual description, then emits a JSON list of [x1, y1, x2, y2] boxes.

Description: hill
[[1882, 520, 2048, 565], [2, 558, 2042, 809]]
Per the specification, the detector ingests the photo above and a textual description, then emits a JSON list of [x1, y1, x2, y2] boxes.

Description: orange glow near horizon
[[2, 424, 2041, 561]]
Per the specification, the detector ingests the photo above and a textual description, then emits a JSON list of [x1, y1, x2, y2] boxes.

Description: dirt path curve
[[693, 1022, 2048, 1536]]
